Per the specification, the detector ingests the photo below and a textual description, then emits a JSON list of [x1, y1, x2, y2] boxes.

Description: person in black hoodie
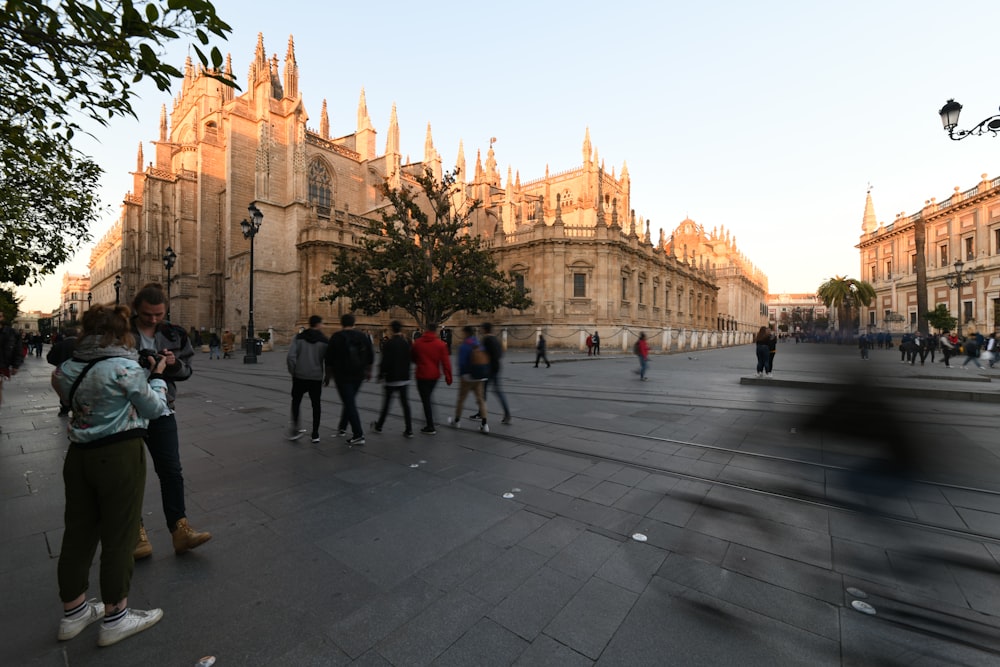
[[371, 320, 413, 437]]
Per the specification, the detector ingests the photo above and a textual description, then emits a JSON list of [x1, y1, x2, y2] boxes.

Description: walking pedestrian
[[636, 331, 650, 380], [221, 329, 235, 359], [754, 326, 770, 377], [449, 325, 490, 433], [411, 322, 452, 434], [371, 320, 413, 437], [961, 334, 984, 369], [765, 328, 777, 376], [586, 333, 593, 356], [0, 309, 24, 409], [939, 330, 956, 367], [325, 313, 374, 446], [52, 304, 168, 646], [286, 315, 328, 442], [130, 283, 211, 559], [208, 332, 221, 360], [592, 331, 600, 355], [476, 322, 511, 424], [858, 332, 870, 360], [534, 334, 551, 368]]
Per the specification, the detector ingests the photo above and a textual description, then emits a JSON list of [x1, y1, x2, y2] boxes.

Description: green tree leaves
[[321, 168, 533, 328], [0, 0, 235, 285]]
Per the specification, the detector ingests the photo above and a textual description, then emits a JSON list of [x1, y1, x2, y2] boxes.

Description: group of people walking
[[286, 316, 512, 447], [856, 329, 998, 369]]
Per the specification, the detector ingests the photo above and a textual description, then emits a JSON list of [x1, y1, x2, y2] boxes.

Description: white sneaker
[[447, 417, 460, 428], [58, 599, 103, 641], [287, 428, 306, 441], [480, 422, 490, 434], [97, 608, 164, 647]]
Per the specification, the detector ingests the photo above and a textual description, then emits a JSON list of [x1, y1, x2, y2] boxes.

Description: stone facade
[[857, 176, 1000, 335], [89, 33, 768, 350]]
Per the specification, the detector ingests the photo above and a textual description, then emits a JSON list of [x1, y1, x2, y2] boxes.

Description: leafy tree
[[817, 276, 876, 336], [321, 168, 533, 329], [0, 0, 235, 285], [924, 304, 957, 333], [0, 288, 22, 324]]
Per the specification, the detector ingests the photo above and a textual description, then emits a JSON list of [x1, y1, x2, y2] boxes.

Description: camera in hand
[[138, 349, 164, 370]]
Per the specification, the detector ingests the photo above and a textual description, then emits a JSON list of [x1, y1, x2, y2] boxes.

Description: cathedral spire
[[357, 88, 373, 131], [159, 104, 167, 141], [456, 140, 466, 181], [861, 186, 877, 234], [136, 142, 143, 172], [249, 32, 268, 88], [283, 35, 298, 99], [222, 53, 234, 102], [385, 103, 400, 156], [269, 54, 283, 99], [320, 99, 330, 139], [424, 122, 435, 164], [582, 127, 592, 166]]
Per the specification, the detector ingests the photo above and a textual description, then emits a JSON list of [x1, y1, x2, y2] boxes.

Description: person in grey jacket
[[286, 315, 328, 442]]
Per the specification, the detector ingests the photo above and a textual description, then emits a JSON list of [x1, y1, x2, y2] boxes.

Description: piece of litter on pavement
[[409, 464, 419, 468], [631, 533, 648, 542], [511, 488, 521, 493], [502, 492, 515, 499], [851, 600, 876, 615], [196, 657, 216, 667]]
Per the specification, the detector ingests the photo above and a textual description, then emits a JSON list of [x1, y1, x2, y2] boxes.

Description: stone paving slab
[[2, 341, 1000, 665]]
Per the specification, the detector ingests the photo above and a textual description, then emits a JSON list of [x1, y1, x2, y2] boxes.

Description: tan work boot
[[133, 524, 153, 560], [171, 518, 211, 555]]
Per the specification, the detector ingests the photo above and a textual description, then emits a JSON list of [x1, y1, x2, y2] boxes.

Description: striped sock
[[104, 607, 127, 625], [64, 600, 88, 619]]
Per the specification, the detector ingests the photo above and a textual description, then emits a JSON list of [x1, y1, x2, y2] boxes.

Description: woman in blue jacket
[[52, 304, 170, 647]]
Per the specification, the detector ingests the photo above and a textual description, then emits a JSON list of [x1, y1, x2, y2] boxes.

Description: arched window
[[308, 159, 333, 214]]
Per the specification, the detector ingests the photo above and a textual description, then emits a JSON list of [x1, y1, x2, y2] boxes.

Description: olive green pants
[[58, 438, 146, 604]]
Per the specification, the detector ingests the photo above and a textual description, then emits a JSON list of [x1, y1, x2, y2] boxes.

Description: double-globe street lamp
[[163, 246, 177, 320], [241, 203, 263, 364], [114, 274, 122, 305], [945, 259, 976, 339], [939, 99, 1000, 140]]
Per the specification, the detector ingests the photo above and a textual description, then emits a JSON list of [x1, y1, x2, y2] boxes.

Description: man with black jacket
[[371, 320, 413, 437], [474, 322, 511, 424], [325, 313, 374, 446], [130, 283, 211, 559], [286, 315, 328, 442]]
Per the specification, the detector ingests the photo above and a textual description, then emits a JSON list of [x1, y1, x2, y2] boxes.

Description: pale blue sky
[[17, 0, 1000, 312]]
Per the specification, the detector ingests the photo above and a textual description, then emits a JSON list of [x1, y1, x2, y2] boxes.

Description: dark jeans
[[766, 351, 775, 373], [145, 413, 186, 531], [376, 384, 412, 432], [484, 373, 510, 418], [334, 376, 364, 437], [291, 377, 323, 437], [755, 344, 769, 373], [416, 378, 438, 428], [59, 438, 145, 603], [534, 351, 550, 367]]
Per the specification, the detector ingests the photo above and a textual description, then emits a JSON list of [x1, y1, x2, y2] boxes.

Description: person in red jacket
[[636, 332, 650, 381], [411, 322, 453, 435]]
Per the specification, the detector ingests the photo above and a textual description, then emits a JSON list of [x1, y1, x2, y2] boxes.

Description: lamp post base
[[243, 354, 258, 364]]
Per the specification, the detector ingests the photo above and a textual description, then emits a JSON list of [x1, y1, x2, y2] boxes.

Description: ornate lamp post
[[113, 275, 122, 305], [939, 99, 1000, 140], [162, 246, 177, 320], [945, 259, 976, 338], [87, 291, 92, 311], [240, 203, 263, 364]]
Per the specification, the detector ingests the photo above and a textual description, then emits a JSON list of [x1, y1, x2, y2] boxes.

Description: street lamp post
[[162, 246, 177, 320], [113, 275, 122, 305], [69, 303, 77, 325], [939, 99, 1000, 140], [945, 259, 976, 338], [240, 203, 263, 364], [87, 292, 92, 311]]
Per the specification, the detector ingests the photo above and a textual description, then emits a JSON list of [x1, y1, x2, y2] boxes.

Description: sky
[[14, 0, 1000, 312]]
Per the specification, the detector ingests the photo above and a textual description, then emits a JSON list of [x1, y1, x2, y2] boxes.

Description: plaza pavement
[[2, 339, 999, 666]]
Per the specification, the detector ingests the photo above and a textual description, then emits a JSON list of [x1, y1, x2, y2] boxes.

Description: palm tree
[[817, 276, 877, 337]]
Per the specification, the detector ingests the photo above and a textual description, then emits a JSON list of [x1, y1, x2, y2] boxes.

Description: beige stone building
[[53, 273, 91, 329], [857, 176, 1000, 335], [88, 33, 767, 350]]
